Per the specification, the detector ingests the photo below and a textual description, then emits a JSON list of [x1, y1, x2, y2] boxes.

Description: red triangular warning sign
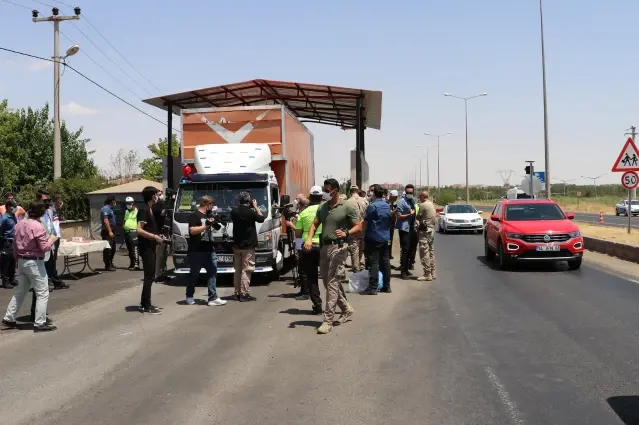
[[612, 137, 639, 172]]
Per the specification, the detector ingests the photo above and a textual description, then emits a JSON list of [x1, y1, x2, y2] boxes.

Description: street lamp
[[415, 144, 437, 190], [554, 178, 575, 197], [581, 173, 607, 197], [539, 0, 551, 199], [444, 92, 488, 203], [424, 132, 452, 195]]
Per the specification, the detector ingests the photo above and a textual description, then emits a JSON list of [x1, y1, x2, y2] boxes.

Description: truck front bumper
[[172, 251, 274, 274]]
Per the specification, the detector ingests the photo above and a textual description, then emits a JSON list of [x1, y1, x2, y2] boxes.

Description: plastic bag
[[348, 270, 383, 292]]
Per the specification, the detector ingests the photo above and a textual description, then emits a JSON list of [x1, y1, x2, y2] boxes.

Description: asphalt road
[[1, 238, 639, 424], [474, 203, 639, 229]]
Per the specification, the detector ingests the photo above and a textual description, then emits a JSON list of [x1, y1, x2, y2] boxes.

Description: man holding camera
[[305, 178, 361, 335], [186, 195, 227, 307], [231, 192, 265, 302]]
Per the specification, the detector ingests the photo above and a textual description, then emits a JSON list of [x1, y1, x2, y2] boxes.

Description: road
[[474, 203, 639, 229], [1, 239, 639, 424]]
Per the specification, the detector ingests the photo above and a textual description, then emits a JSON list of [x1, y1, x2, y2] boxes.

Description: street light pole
[[444, 93, 487, 203], [32, 7, 81, 179], [581, 174, 607, 198], [424, 132, 452, 196], [539, 0, 551, 199], [554, 178, 576, 197]]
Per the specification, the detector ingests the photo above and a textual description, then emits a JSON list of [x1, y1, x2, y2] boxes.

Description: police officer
[[295, 186, 324, 313], [305, 178, 361, 335], [123, 196, 140, 271], [416, 191, 437, 281]]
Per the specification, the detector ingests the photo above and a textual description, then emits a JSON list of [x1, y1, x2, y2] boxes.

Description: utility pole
[[625, 126, 637, 200], [539, 0, 551, 199], [33, 7, 81, 180]]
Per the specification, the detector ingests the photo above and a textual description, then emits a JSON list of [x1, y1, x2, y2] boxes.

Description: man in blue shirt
[[361, 184, 392, 295], [101, 195, 117, 271], [0, 200, 18, 289], [395, 184, 417, 279]]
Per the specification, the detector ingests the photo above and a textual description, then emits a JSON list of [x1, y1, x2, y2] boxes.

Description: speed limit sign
[[621, 171, 639, 189]]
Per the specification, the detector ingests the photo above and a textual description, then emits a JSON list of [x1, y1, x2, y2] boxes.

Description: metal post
[[426, 148, 430, 190], [33, 8, 80, 179], [437, 136, 441, 195], [529, 163, 535, 198], [355, 97, 362, 189], [464, 99, 469, 203], [419, 158, 422, 188], [540, 0, 551, 199], [167, 104, 173, 190], [629, 189, 632, 234], [631, 127, 637, 200], [53, 20, 61, 179]]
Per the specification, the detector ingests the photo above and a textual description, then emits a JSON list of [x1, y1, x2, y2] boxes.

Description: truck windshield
[[176, 182, 269, 213], [505, 203, 565, 221]]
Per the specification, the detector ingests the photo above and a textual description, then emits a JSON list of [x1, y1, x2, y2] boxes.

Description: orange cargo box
[[181, 105, 314, 197]]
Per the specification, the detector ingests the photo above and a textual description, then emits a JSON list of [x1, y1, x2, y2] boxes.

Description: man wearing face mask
[[186, 195, 227, 306], [100, 195, 117, 271], [305, 178, 361, 335], [136, 186, 164, 314], [0, 200, 18, 289], [395, 184, 417, 279], [123, 197, 140, 271]]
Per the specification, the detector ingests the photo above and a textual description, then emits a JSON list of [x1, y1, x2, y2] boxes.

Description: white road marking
[[484, 366, 525, 425]]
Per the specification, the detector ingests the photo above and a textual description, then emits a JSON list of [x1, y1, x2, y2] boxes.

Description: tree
[[0, 100, 98, 190], [139, 134, 180, 181], [108, 148, 140, 181]]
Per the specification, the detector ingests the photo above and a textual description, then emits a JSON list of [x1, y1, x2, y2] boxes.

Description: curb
[[583, 236, 639, 264]]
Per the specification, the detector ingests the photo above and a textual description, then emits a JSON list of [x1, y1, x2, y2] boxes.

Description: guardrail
[[583, 236, 639, 264]]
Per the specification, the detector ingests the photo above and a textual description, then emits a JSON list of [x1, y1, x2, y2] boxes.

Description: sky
[[0, 0, 637, 188]]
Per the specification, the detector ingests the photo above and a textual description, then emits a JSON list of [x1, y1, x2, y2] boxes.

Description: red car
[[484, 199, 584, 270]]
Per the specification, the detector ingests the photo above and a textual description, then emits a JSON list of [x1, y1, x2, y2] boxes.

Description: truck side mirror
[[280, 194, 290, 206]]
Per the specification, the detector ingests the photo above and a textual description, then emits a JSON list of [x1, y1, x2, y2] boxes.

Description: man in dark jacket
[[231, 192, 265, 301]]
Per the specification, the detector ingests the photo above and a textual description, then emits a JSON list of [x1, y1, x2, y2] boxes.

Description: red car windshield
[[504, 203, 565, 221]]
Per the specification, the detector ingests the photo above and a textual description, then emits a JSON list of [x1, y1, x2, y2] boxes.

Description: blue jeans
[[187, 251, 218, 301]]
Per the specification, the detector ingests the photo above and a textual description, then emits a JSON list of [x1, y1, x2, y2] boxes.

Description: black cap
[[5, 200, 17, 208], [105, 195, 116, 204]]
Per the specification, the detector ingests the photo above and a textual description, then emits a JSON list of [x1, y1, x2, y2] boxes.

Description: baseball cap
[[350, 184, 359, 190], [4, 200, 17, 208], [390, 190, 398, 197], [310, 185, 323, 195], [125, 196, 134, 203]]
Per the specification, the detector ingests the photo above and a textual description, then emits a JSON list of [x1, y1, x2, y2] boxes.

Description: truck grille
[[522, 234, 570, 243]]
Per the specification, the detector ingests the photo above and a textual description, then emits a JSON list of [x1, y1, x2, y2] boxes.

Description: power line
[[41, 0, 163, 94], [57, 27, 147, 101], [27, 0, 155, 97], [0, 46, 180, 132], [0, 0, 31, 9]]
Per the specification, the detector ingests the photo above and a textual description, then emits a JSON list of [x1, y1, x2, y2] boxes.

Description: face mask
[[322, 191, 332, 201], [406, 194, 414, 201], [126, 204, 133, 210], [159, 195, 166, 201]]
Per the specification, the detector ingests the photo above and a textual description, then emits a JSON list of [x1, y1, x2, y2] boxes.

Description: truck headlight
[[174, 240, 188, 252], [257, 233, 273, 250]]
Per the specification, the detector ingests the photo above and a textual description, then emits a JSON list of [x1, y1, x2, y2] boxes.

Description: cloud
[[3, 59, 16, 66], [61, 102, 100, 116], [27, 59, 53, 71]]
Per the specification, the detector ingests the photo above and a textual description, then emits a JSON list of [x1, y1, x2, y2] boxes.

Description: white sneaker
[[208, 298, 227, 306], [186, 297, 195, 305]]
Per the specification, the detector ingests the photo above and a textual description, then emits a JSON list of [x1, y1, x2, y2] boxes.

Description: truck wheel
[[567, 257, 582, 270], [484, 236, 495, 261]]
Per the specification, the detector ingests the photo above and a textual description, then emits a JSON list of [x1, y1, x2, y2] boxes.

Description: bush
[[9, 177, 108, 221], [435, 192, 457, 206]]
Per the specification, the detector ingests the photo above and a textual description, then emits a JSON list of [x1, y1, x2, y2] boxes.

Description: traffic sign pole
[[620, 171, 638, 233]]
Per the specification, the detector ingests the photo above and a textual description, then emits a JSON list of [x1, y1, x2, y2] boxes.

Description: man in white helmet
[[123, 196, 140, 270]]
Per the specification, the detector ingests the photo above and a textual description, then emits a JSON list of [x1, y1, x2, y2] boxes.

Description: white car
[[615, 199, 639, 216], [437, 204, 484, 234]]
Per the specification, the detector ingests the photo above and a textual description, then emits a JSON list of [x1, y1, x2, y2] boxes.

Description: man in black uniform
[[136, 186, 163, 315]]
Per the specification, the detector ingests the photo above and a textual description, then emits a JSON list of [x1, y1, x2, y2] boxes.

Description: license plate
[[536, 245, 560, 252], [217, 254, 233, 263], [461, 224, 472, 227]]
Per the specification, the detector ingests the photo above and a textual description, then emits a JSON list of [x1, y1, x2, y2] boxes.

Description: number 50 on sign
[[621, 171, 639, 189]]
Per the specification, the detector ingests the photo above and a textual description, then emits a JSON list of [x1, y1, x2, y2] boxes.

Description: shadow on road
[[608, 396, 639, 424], [476, 256, 570, 273], [279, 308, 315, 316], [288, 320, 322, 329]]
